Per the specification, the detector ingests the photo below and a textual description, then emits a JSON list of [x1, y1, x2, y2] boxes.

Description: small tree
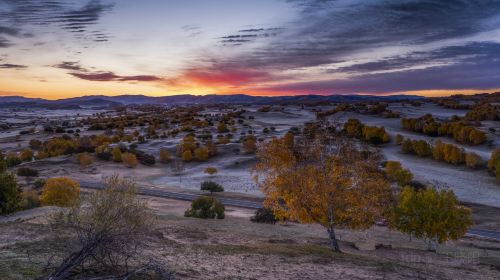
[[242, 135, 257, 154], [385, 161, 413, 187], [0, 171, 22, 214], [112, 146, 122, 162], [393, 186, 472, 251], [194, 146, 209, 161], [76, 152, 93, 166], [171, 160, 185, 183], [122, 152, 138, 168], [255, 134, 392, 252], [41, 177, 80, 207], [182, 150, 193, 162], [200, 181, 224, 194], [19, 148, 34, 162], [48, 176, 171, 279], [465, 152, 483, 169], [488, 149, 500, 182], [204, 167, 218, 176], [184, 196, 225, 219]]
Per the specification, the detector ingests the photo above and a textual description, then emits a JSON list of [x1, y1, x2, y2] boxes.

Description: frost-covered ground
[[3, 104, 499, 207]]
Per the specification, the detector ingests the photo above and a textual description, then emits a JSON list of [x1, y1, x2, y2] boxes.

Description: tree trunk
[[328, 226, 341, 252], [327, 207, 341, 252]]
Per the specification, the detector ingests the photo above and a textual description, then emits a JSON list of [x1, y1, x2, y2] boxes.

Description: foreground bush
[[251, 208, 277, 224], [41, 177, 80, 207], [200, 181, 224, 194], [394, 187, 472, 250], [184, 196, 225, 219], [48, 175, 172, 279], [0, 171, 22, 214]]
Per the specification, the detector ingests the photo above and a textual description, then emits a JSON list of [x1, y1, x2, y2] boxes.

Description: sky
[[1, 0, 500, 99]]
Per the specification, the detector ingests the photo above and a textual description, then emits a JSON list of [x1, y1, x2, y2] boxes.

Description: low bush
[[16, 167, 39, 177], [76, 153, 93, 166], [122, 153, 138, 168], [200, 181, 224, 194], [184, 196, 225, 219], [251, 208, 277, 224], [40, 177, 80, 207]]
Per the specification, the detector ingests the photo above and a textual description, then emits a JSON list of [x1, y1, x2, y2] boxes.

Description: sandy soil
[[1, 195, 500, 279]]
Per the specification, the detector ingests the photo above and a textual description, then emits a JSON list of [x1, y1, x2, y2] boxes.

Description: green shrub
[[0, 172, 22, 214], [184, 196, 225, 219], [200, 181, 224, 194], [16, 167, 39, 177], [251, 208, 277, 224]]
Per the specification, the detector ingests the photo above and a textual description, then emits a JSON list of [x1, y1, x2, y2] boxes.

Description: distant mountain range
[[0, 94, 424, 109]]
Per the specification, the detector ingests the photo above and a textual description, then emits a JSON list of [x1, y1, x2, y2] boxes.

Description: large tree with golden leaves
[[254, 132, 393, 252]]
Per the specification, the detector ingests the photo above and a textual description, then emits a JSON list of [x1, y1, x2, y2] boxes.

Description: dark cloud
[[53, 60, 162, 82], [53, 61, 87, 71], [70, 72, 161, 82], [0, 63, 27, 69], [216, 0, 500, 70], [0, 0, 114, 46], [220, 27, 282, 46], [255, 42, 500, 94], [0, 25, 21, 36], [334, 42, 500, 74], [0, 37, 12, 48], [196, 0, 500, 93]]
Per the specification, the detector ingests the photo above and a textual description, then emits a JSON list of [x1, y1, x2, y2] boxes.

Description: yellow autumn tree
[[255, 134, 393, 252], [121, 152, 138, 168], [76, 152, 93, 166], [41, 177, 80, 207], [393, 186, 472, 250], [242, 135, 257, 154], [194, 146, 209, 161], [204, 167, 218, 176], [112, 146, 122, 162]]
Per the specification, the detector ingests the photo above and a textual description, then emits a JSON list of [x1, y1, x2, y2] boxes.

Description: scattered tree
[[255, 134, 393, 252], [194, 146, 209, 161], [385, 161, 413, 187], [393, 186, 472, 251], [200, 181, 224, 194], [242, 135, 257, 154], [41, 177, 80, 207], [184, 196, 225, 219], [76, 152, 93, 166], [204, 167, 218, 176], [465, 152, 483, 169], [0, 169, 22, 214], [122, 152, 138, 168], [112, 146, 122, 162]]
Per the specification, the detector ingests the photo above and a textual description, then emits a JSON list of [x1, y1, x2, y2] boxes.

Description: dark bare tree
[[46, 175, 173, 280]]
